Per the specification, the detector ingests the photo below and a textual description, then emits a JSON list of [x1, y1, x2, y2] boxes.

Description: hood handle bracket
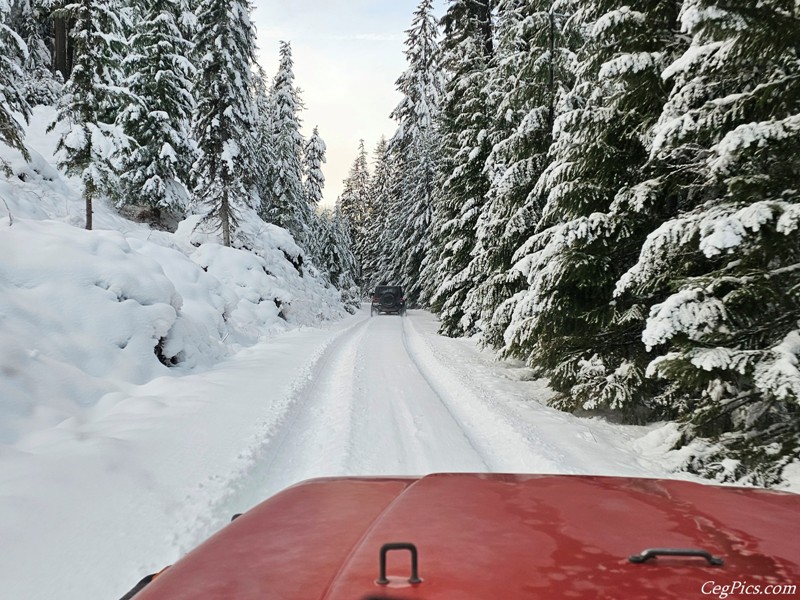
[[376, 542, 423, 585], [629, 547, 724, 566]]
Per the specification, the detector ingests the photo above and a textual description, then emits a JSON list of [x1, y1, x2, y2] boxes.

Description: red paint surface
[[136, 474, 800, 599]]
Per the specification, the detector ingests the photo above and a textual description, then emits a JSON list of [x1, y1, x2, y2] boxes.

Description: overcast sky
[[252, 0, 444, 208]]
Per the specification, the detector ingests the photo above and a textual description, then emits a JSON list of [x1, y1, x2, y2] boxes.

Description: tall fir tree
[[50, 0, 131, 229], [614, 0, 800, 484], [302, 124, 327, 269], [338, 139, 371, 286], [311, 206, 360, 311], [191, 0, 258, 246], [424, 0, 495, 334], [500, 1, 685, 421], [251, 64, 277, 221], [262, 41, 310, 245], [0, 0, 31, 166], [462, 0, 578, 347], [303, 125, 325, 209], [117, 0, 196, 217], [384, 0, 444, 306], [364, 136, 394, 291]]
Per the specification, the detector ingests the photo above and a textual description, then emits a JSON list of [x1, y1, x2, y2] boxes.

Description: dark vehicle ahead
[[371, 285, 406, 316]]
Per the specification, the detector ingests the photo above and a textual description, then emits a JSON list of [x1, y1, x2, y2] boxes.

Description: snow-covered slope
[[0, 106, 345, 444]]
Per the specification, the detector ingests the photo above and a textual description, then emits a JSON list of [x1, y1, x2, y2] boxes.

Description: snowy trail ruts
[[246, 311, 493, 487], [400, 314, 580, 473], [172, 309, 676, 555], [343, 315, 492, 474], [173, 311, 492, 552], [171, 315, 373, 551]]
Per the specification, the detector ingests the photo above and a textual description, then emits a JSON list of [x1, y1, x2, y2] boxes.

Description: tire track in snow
[[394, 316, 495, 470], [170, 317, 372, 553], [401, 312, 681, 479], [400, 312, 579, 474], [343, 314, 492, 474]]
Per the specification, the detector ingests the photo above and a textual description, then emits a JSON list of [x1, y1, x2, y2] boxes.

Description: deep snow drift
[[0, 107, 346, 445]]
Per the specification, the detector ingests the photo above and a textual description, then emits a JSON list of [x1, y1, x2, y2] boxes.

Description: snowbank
[[0, 106, 345, 445]]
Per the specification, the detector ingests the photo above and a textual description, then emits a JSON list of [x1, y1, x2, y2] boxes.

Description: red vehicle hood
[[136, 473, 800, 599]]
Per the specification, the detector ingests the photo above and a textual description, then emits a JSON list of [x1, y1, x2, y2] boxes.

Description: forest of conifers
[[342, 0, 800, 486]]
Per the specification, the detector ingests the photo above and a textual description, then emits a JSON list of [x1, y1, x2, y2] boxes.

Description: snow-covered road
[[0, 308, 684, 600]]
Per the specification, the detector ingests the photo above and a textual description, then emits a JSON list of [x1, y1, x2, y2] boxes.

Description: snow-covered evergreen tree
[[312, 206, 360, 311], [462, 0, 578, 348], [117, 0, 196, 217], [0, 0, 31, 166], [301, 125, 327, 269], [49, 0, 131, 229], [614, 0, 800, 484], [424, 0, 494, 333], [364, 136, 394, 291], [383, 0, 443, 305], [303, 125, 325, 209], [7, 0, 61, 106], [338, 139, 371, 285], [250, 64, 277, 219], [389, 0, 443, 161], [191, 0, 258, 246], [262, 41, 310, 245], [500, 1, 685, 420]]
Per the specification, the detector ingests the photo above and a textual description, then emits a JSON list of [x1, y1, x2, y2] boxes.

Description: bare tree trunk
[[85, 176, 94, 230], [53, 15, 69, 80], [86, 194, 93, 230], [220, 194, 231, 247]]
